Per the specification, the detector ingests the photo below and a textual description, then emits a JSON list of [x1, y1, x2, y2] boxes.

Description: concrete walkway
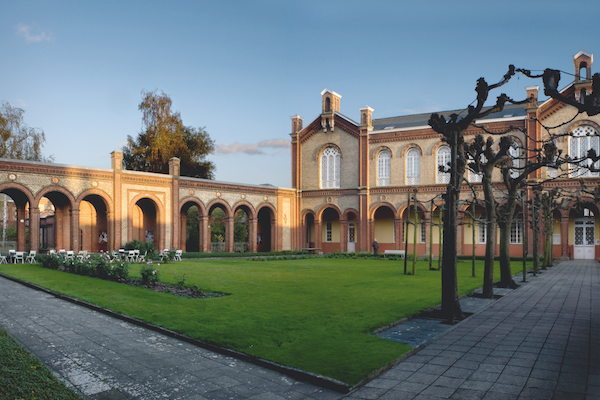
[[0, 260, 598, 399], [346, 260, 600, 400], [0, 276, 340, 400]]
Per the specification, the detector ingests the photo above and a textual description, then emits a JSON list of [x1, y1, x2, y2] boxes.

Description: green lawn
[[0, 327, 82, 400], [0, 258, 517, 385]]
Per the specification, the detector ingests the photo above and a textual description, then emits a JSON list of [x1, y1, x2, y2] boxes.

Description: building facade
[[292, 51, 600, 260]]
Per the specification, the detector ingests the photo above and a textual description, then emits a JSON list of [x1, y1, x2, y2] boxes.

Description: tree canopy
[[123, 90, 215, 178], [0, 101, 53, 162]]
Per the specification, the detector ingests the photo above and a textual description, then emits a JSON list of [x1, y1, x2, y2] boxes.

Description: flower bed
[[39, 252, 129, 282]]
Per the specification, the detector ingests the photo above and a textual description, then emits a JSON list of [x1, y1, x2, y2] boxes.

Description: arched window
[[325, 97, 331, 112], [509, 142, 520, 179], [406, 148, 420, 185], [437, 146, 451, 184], [321, 146, 340, 188], [570, 125, 599, 177], [377, 149, 391, 186], [468, 154, 483, 183]]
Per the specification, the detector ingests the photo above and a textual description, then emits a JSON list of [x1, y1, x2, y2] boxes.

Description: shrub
[[173, 271, 186, 289], [38, 252, 130, 282], [140, 263, 160, 287]]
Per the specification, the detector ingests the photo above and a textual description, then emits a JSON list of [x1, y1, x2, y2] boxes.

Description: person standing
[[372, 238, 378, 255]]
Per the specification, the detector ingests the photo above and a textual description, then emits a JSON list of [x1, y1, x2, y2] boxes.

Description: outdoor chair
[[159, 249, 170, 261], [0, 253, 7, 264], [25, 250, 36, 263], [66, 250, 75, 261], [174, 250, 182, 261], [49, 249, 57, 255], [14, 252, 25, 264], [127, 250, 136, 262], [8, 250, 16, 263], [133, 249, 140, 262], [137, 251, 147, 263]]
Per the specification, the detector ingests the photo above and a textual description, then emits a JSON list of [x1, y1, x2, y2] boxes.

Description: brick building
[[292, 51, 600, 260]]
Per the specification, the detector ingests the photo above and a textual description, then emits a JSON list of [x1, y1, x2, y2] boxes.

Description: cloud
[[215, 138, 291, 155], [16, 23, 54, 43]]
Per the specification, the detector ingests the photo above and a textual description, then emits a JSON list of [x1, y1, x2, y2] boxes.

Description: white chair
[[66, 250, 75, 261], [137, 251, 147, 263], [25, 250, 36, 263], [159, 249, 169, 261], [77, 250, 87, 262], [134, 249, 140, 262], [127, 250, 136, 262], [8, 250, 16, 263], [0, 253, 7, 264], [174, 250, 182, 261], [14, 252, 25, 264], [49, 249, 57, 255]]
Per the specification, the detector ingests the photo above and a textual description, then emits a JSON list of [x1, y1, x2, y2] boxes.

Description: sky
[[2, 0, 600, 188]]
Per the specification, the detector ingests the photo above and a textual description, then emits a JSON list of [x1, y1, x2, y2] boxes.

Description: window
[[406, 148, 420, 185], [437, 146, 451, 184], [509, 142, 520, 179], [377, 149, 391, 186], [510, 220, 522, 244], [478, 220, 486, 244], [547, 139, 559, 178], [420, 220, 426, 243], [321, 147, 340, 188], [570, 125, 599, 177], [326, 221, 332, 242], [468, 154, 483, 183]]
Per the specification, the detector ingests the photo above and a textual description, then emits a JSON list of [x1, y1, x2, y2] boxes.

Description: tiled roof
[[371, 103, 527, 131]]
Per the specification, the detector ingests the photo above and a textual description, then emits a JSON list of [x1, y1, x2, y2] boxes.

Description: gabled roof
[[371, 103, 528, 131]]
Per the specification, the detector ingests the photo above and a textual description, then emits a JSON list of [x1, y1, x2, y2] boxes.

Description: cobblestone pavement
[[346, 260, 600, 400], [0, 276, 340, 400]]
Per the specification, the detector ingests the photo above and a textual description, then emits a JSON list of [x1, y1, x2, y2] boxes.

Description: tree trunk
[[498, 194, 518, 288], [482, 171, 496, 298]]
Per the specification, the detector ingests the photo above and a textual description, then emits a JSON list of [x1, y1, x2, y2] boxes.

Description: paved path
[[346, 260, 600, 400], [0, 276, 340, 400], [1, 261, 598, 400]]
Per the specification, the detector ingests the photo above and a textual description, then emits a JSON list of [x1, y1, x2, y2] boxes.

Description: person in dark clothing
[[372, 238, 378, 255]]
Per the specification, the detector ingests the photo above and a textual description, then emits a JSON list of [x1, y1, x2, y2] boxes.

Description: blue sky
[[2, 0, 600, 187]]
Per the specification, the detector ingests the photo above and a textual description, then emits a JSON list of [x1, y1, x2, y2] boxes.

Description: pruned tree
[[429, 66, 523, 323], [0, 101, 53, 162], [123, 90, 215, 178]]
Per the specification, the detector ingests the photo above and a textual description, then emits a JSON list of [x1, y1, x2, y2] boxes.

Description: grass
[[0, 258, 523, 386], [0, 327, 81, 400]]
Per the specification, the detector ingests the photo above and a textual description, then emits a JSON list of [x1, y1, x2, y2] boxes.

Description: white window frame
[[509, 142, 520, 179], [321, 147, 341, 188], [478, 220, 487, 244], [326, 221, 332, 242], [510, 220, 522, 244], [570, 126, 599, 178], [437, 146, 451, 184], [406, 148, 420, 185], [377, 149, 391, 186]]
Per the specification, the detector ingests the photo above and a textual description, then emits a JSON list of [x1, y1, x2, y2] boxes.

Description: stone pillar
[[339, 218, 347, 252], [70, 208, 80, 251], [395, 217, 402, 250], [111, 150, 123, 250], [169, 157, 180, 250], [29, 207, 40, 252], [314, 220, 322, 252], [16, 206, 26, 251], [180, 212, 187, 252], [561, 213, 570, 259], [249, 217, 257, 253], [200, 215, 209, 252], [226, 216, 234, 253]]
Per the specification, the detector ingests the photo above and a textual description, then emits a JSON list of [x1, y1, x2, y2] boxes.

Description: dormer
[[573, 51, 594, 104], [321, 89, 341, 132]]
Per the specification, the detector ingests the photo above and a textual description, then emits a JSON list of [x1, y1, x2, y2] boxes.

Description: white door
[[347, 222, 356, 252], [574, 218, 595, 259]]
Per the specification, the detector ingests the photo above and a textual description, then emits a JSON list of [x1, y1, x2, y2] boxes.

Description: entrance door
[[574, 218, 595, 259], [347, 222, 356, 252]]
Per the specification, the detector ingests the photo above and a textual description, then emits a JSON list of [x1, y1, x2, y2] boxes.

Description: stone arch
[[370, 146, 394, 160], [232, 201, 256, 253], [34, 186, 77, 252], [256, 202, 277, 252], [76, 189, 113, 253], [342, 208, 359, 252], [302, 209, 317, 250], [314, 143, 344, 161], [128, 193, 166, 251], [207, 199, 233, 252], [371, 202, 397, 252], [0, 183, 35, 252], [179, 197, 207, 253], [317, 205, 342, 253], [399, 143, 423, 157], [430, 140, 450, 156]]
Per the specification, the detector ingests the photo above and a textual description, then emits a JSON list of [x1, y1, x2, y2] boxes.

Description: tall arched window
[[321, 146, 340, 188], [570, 125, 599, 177], [509, 142, 520, 179], [377, 149, 391, 186], [437, 146, 451, 184], [406, 148, 420, 185]]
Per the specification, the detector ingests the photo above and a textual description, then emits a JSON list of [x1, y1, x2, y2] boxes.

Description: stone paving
[[0, 276, 340, 400], [1, 260, 598, 400], [347, 260, 600, 400]]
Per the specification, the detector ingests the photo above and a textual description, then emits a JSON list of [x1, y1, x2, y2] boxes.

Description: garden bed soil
[[123, 279, 225, 299]]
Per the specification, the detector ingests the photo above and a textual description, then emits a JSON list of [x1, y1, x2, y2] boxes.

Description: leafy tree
[[123, 90, 215, 178], [0, 101, 53, 162]]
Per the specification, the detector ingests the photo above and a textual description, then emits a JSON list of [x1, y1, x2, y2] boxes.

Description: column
[[561, 213, 570, 259], [29, 207, 40, 252], [70, 208, 80, 251]]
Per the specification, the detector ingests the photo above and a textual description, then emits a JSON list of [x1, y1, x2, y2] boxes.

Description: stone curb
[[0, 272, 351, 394]]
